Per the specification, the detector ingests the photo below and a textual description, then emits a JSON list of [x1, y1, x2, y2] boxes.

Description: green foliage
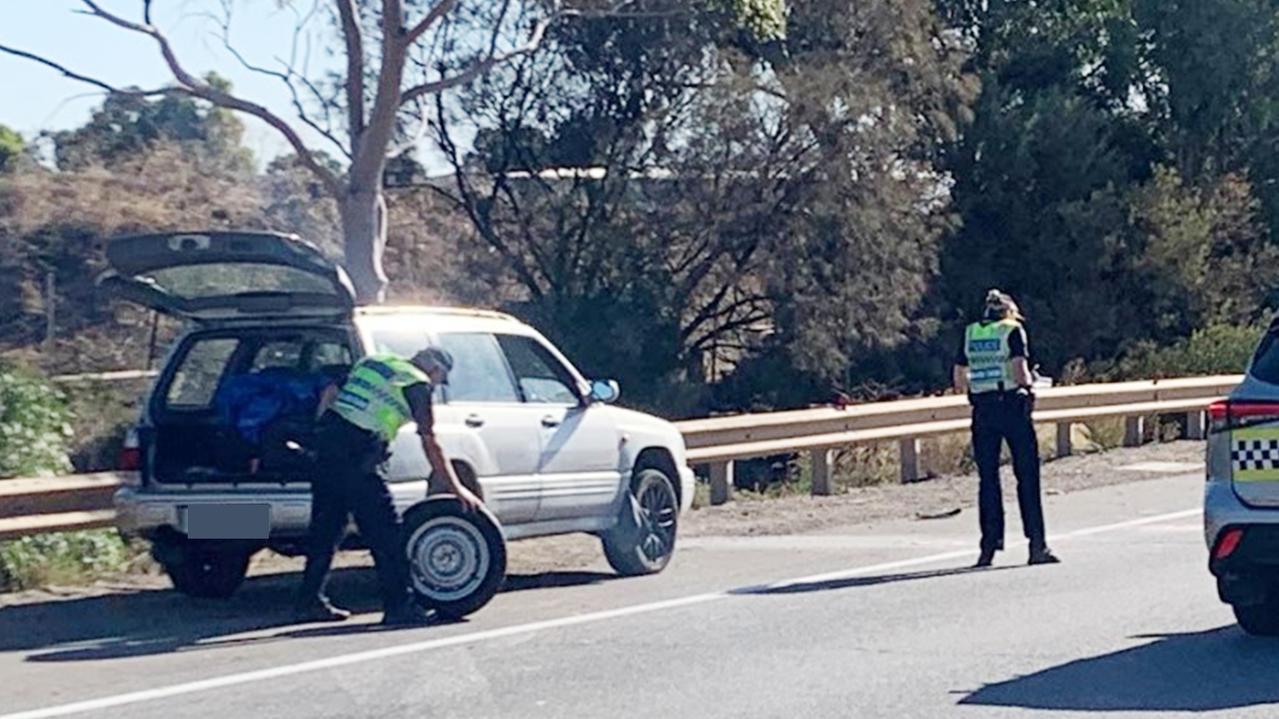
[[0, 124, 23, 172], [0, 530, 132, 592], [47, 82, 253, 173], [1097, 323, 1264, 380], [716, 0, 788, 40], [0, 366, 72, 477]]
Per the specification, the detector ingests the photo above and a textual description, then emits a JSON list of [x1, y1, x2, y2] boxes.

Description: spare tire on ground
[[402, 497, 506, 619]]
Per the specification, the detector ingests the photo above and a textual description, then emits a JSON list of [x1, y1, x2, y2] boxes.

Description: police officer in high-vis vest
[[954, 290, 1060, 568], [295, 348, 482, 625]]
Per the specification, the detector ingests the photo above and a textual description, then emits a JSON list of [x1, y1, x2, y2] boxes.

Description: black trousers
[[971, 393, 1047, 552], [298, 414, 410, 611]]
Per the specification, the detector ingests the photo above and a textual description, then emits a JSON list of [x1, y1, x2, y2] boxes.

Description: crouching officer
[[954, 290, 1060, 568], [295, 348, 483, 625]]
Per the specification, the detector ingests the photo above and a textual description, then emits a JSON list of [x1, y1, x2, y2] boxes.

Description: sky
[[0, 0, 453, 172]]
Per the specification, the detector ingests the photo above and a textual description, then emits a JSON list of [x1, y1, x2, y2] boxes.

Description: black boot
[[1028, 546, 1061, 566], [382, 601, 431, 627], [974, 547, 996, 568]]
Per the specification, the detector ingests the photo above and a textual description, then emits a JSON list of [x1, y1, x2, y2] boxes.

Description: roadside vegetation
[[0, 366, 142, 592]]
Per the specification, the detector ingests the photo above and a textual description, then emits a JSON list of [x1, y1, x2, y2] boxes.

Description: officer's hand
[[453, 485, 484, 513]]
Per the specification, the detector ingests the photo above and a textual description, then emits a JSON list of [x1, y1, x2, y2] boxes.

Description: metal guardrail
[[49, 369, 159, 384], [0, 472, 132, 540], [673, 375, 1242, 504], [0, 375, 1243, 537]]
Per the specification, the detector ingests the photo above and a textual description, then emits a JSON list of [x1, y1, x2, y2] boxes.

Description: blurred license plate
[[184, 504, 271, 539]]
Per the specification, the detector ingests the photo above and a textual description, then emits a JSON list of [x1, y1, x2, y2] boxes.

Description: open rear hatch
[[98, 231, 354, 322]]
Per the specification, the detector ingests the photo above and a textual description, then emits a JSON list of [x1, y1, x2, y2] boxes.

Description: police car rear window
[[1251, 330, 1279, 385]]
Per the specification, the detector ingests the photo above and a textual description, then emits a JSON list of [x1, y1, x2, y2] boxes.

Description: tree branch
[[405, 0, 457, 45], [0, 43, 170, 97], [334, 0, 366, 150], [78, 0, 342, 197], [400, 14, 553, 103], [215, 4, 350, 159]]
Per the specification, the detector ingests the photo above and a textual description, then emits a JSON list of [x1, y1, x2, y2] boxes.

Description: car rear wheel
[[402, 497, 506, 620], [156, 542, 252, 599], [602, 468, 679, 576], [1233, 600, 1279, 636]]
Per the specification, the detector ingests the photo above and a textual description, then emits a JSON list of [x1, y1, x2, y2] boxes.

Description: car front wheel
[[602, 468, 679, 576]]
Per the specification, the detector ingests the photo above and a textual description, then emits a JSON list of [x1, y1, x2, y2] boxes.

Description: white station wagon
[[106, 231, 694, 605]]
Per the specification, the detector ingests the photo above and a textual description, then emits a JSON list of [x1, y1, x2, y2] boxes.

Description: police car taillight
[[1208, 400, 1279, 432], [117, 428, 141, 471]]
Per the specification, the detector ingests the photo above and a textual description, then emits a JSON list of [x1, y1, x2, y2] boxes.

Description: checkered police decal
[[1234, 439, 1279, 471]]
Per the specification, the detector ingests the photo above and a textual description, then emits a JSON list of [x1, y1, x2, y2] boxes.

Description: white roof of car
[[353, 304, 534, 335]]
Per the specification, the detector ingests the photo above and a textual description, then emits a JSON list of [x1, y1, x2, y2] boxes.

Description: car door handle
[[541, 415, 561, 428], [465, 414, 485, 428]]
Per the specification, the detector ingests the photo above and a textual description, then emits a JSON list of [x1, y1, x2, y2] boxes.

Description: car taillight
[[117, 428, 141, 471], [1208, 400, 1279, 432], [1214, 527, 1245, 560]]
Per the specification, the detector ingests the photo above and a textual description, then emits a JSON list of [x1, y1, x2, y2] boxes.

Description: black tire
[[602, 468, 679, 576], [402, 497, 506, 619], [156, 543, 252, 599], [1234, 601, 1279, 636]]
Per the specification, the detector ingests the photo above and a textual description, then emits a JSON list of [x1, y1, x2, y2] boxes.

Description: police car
[[1205, 320, 1279, 634]]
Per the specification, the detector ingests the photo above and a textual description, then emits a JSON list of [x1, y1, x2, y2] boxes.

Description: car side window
[[165, 337, 239, 409], [496, 335, 580, 405], [435, 333, 521, 403]]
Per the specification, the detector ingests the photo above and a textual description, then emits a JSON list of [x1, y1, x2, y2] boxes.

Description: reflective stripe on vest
[[332, 355, 429, 441], [964, 320, 1021, 395]]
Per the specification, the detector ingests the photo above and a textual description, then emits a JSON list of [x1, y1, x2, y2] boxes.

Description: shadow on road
[[730, 564, 1015, 596], [1, 567, 616, 663], [960, 626, 1279, 712]]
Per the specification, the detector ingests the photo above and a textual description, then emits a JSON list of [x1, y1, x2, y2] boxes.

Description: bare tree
[[0, 0, 586, 302]]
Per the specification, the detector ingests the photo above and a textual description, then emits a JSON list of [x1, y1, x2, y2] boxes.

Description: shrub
[[0, 530, 133, 591], [1099, 323, 1263, 380], [0, 365, 73, 477]]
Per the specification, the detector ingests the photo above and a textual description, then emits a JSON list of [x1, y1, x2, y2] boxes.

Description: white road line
[[0, 506, 1201, 719]]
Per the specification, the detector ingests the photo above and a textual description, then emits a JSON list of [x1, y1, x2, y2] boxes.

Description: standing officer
[[295, 347, 483, 625], [953, 290, 1060, 568]]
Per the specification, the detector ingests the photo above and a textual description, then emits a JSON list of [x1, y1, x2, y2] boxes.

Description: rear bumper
[[1204, 480, 1270, 550], [1209, 524, 1279, 606], [114, 485, 315, 539], [1203, 480, 1279, 605]]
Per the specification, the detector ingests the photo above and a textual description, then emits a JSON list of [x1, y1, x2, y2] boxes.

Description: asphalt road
[[2, 471, 1273, 719]]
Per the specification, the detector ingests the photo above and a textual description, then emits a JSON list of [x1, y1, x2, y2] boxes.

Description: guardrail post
[[1056, 422, 1072, 458], [1124, 416, 1145, 447], [1186, 410, 1206, 440], [709, 461, 734, 505], [899, 438, 922, 483], [811, 449, 835, 496]]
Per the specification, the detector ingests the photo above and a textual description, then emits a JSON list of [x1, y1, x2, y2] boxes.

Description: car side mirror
[[589, 379, 620, 404]]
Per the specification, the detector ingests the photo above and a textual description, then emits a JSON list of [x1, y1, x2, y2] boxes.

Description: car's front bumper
[[677, 465, 696, 514]]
